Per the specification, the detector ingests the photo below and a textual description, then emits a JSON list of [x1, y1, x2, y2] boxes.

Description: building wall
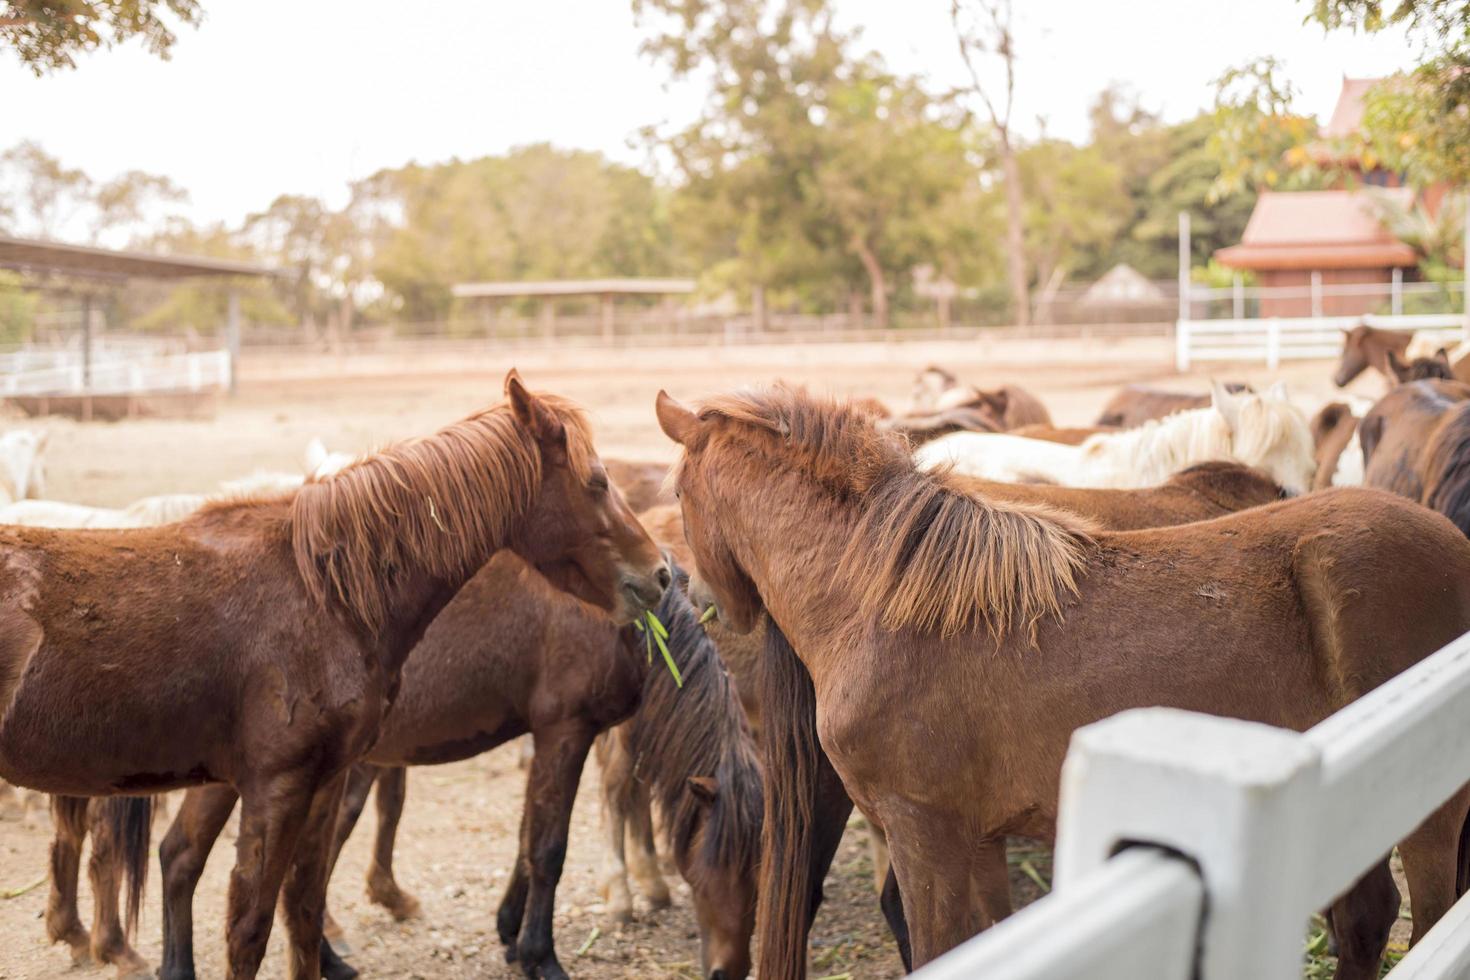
[[1258, 267, 1402, 318]]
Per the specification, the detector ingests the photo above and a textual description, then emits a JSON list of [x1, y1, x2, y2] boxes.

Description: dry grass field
[[0, 336, 1383, 979]]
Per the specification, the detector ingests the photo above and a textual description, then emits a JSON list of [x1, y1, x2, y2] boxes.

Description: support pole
[[226, 288, 241, 395], [1233, 274, 1244, 320], [80, 293, 93, 390], [1310, 271, 1323, 318], [1392, 267, 1403, 317], [600, 293, 614, 342], [1177, 212, 1191, 323], [1463, 192, 1469, 340]]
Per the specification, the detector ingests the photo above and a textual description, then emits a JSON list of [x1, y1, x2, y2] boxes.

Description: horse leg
[[364, 765, 420, 920], [879, 866, 913, 972], [974, 837, 1013, 927], [1327, 857, 1398, 980], [280, 772, 349, 980], [224, 778, 318, 979], [510, 719, 596, 980], [45, 795, 93, 966], [497, 802, 533, 959], [596, 775, 635, 924], [1397, 788, 1470, 944], [320, 762, 377, 951], [0, 778, 20, 821], [86, 799, 151, 978], [159, 783, 239, 980], [869, 822, 891, 895], [625, 784, 670, 911], [885, 815, 989, 968]]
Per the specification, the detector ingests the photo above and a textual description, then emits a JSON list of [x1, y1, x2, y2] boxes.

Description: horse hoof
[[504, 943, 520, 964], [323, 958, 359, 980], [526, 958, 569, 980], [606, 905, 634, 926], [647, 892, 672, 912]]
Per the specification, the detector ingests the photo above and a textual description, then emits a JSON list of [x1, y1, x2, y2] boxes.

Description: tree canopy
[[1, 0, 201, 74]]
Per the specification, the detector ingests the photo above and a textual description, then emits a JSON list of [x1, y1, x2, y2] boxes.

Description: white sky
[[0, 0, 1418, 230]]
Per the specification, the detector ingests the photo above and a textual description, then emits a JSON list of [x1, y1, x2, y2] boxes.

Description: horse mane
[[283, 395, 594, 634], [1080, 396, 1308, 484], [1423, 400, 1470, 537], [624, 564, 763, 875], [691, 384, 1092, 639]]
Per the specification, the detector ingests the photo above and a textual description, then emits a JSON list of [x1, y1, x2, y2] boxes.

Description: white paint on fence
[[1175, 314, 1464, 371], [0, 349, 230, 397], [913, 627, 1470, 979]]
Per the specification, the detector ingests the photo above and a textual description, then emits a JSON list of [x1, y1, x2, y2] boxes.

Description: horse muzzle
[[617, 562, 671, 621]]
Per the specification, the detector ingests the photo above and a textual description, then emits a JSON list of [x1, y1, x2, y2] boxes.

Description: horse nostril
[[709, 971, 727, 980], [656, 564, 672, 591]]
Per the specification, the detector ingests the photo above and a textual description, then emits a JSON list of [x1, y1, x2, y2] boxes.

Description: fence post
[[1267, 319, 1281, 370], [1175, 319, 1191, 372], [1232, 274, 1243, 319], [1311, 271, 1323, 318], [1054, 708, 1322, 980], [1177, 212, 1191, 323], [1392, 267, 1404, 317]]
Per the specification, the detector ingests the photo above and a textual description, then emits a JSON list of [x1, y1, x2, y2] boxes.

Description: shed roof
[[452, 278, 696, 299], [1213, 189, 1418, 271], [0, 235, 280, 282]]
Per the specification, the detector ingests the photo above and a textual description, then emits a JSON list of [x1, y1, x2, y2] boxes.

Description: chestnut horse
[[656, 383, 1470, 978], [1332, 323, 1470, 386], [0, 371, 668, 980], [905, 365, 1051, 429], [1388, 348, 1455, 384], [1093, 382, 1251, 428], [1361, 379, 1470, 538]]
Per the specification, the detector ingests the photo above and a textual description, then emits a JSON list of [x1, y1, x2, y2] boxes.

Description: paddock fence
[[915, 627, 1470, 979], [0, 348, 229, 397], [1176, 313, 1468, 371]]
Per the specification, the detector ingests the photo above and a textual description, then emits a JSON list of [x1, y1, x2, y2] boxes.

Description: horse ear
[[656, 391, 699, 446], [505, 370, 566, 447], [686, 775, 718, 805], [1436, 348, 1453, 367], [1211, 379, 1243, 433], [304, 437, 327, 471], [1265, 380, 1289, 401]]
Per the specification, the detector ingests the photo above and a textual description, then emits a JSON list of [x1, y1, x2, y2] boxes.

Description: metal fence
[[915, 628, 1470, 979]]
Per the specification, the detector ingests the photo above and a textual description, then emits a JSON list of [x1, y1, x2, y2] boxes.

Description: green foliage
[[355, 145, 677, 322], [0, 270, 38, 345], [1206, 57, 1325, 200], [0, 0, 202, 75]]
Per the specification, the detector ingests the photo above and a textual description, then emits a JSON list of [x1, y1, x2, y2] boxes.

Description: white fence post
[[1393, 267, 1404, 317], [1054, 709, 1321, 980], [1311, 271, 1324, 318], [1266, 318, 1282, 370], [1175, 320, 1191, 372]]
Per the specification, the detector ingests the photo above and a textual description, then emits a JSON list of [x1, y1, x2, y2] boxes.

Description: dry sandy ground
[[0, 337, 1386, 979]]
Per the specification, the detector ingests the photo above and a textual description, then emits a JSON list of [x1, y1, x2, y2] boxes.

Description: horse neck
[[368, 569, 465, 676], [712, 463, 864, 680]]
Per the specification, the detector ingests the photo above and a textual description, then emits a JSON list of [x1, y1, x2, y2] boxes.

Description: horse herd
[[1, 343, 1469, 980]]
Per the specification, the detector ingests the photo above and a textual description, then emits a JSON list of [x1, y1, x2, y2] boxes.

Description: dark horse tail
[[101, 795, 152, 935], [1423, 401, 1470, 538], [756, 617, 857, 980]]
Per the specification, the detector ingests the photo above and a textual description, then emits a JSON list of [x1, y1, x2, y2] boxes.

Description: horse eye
[[588, 474, 609, 493]]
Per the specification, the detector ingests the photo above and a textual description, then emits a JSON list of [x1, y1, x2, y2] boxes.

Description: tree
[[0, 141, 186, 242], [1307, 0, 1470, 184], [1205, 57, 1325, 200], [1, 0, 202, 74], [951, 0, 1029, 325]]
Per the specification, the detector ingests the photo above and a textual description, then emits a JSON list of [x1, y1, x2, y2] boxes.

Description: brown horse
[[1310, 402, 1363, 490], [656, 383, 1470, 978], [905, 366, 1051, 428], [1360, 379, 1470, 500], [594, 560, 763, 980], [1334, 323, 1418, 386], [1361, 379, 1470, 539], [0, 371, 667, 980], [605, 458, 673, 513], [155, 551, 646, 980], [1093, 382, 1251, 428], [1388, 348, 1456, 384]]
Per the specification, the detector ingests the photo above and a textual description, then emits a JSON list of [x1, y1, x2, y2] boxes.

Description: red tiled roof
[[1213, 189, 1418, 271]]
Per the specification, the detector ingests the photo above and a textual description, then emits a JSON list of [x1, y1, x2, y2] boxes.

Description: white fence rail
[[0, 349, 230, 397], [1175, 313, 1467, 370], [915, 628, 1470, 979]]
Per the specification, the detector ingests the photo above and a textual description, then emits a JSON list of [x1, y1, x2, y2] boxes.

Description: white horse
[[0, 439, 353, 529], [915, 381, 1317, 495], [0, 429, 48, 504]]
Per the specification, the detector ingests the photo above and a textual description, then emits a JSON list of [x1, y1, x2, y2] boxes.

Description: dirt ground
[[0, 337, 1390, 979]]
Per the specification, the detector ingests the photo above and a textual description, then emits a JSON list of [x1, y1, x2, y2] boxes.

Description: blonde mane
[[288, 395, 594, 634], [691, 385, 1093, 639]]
